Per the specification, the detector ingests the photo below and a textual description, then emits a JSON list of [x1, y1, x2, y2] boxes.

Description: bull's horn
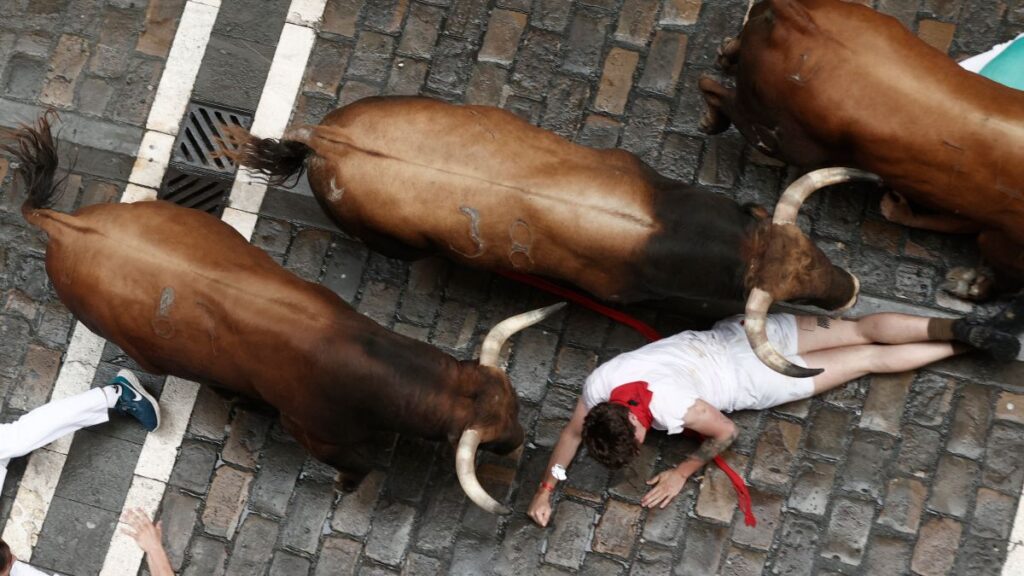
[[744, 287, 824, 378], [455, 428, 510, 515], [479, 302, 567, 368], [774, 168, 883, 226]]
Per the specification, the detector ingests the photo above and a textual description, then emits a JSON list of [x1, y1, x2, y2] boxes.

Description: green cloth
[[980, 36, 1024, 90]]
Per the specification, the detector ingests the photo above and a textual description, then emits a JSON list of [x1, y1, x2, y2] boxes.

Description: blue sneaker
[[111, 369, 161, 432]]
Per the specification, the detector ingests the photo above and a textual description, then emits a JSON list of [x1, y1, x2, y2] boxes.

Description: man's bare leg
[[794, 314, 934, 354], [795, 312, 1019, 360], [803, 341, 961, 394]]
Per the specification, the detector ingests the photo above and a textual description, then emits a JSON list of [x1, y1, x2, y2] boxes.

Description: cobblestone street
[[1, 0, 1023, 575]]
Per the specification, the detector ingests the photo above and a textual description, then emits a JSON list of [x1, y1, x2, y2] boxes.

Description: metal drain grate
[[158, 165, 232, 216], [171, 102, 253, 173], [160, 101, 254, 216]]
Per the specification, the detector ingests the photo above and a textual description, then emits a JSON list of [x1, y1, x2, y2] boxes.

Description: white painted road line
[[1003, 488, 1024, 575], [1, 0, 219, 564]]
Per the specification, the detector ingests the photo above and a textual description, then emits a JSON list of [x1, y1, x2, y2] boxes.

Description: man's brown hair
[[582, 402, 640, 469], [0, 538, 12, 573]]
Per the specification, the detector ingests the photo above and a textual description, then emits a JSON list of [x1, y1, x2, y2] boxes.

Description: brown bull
[[699, 0, 1024, 298], [3, 113, 566, 514], [225, 95, 871, 377]]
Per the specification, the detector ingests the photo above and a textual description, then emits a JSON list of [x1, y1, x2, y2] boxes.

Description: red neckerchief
[[608, 381, 654, 430]]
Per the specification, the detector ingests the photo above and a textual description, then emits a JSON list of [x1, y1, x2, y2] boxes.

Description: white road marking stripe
[[1, 0, 220, 564], [1003, 488, 1024, 575]]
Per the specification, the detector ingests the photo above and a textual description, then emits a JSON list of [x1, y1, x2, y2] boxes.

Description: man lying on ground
[[528, 300, 1022, 525], [0, 369, 160, 575]]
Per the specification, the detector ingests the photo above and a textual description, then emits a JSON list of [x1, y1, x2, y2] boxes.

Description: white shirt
[[12, 561, 54, 576], [583, 326, 736, 434]]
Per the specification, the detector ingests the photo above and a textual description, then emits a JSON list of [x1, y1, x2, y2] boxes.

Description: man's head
[[582, 402, 647, 469], [0, 539, 12, 576]]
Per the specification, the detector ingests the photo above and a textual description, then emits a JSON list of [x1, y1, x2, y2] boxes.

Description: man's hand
[[528, 489, 553, 527], [122, 508, 163, 553], [121, 508, 174, 576], [642, 468, 688, 509]]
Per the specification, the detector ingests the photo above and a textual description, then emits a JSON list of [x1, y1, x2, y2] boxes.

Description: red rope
[[499, 270, 757, 527]]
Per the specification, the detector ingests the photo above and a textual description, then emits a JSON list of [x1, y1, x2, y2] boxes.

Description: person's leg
[[795, 312, 1019, 360], [0, 387, 110, 461], [794, 313, 934, 354], [803, 341, 961, 394]]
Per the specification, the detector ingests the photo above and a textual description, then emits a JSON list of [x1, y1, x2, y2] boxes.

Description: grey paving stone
[[860, 372, 913, 436], [894, 423, 942, 479], [971, 487, 1016, 540], [862, 534, 912, 576], [912, 515, 962, 576], [510, 28, 561, 94], [541, 75, 591, 139], [947, 382, 992, 459], [213, 0, 289, 45], [182, 536, 228, 576], [562, 9, 611, 75], [270, 551, 312, 576], [316, 536, 361, 576], [820, 497, 875, 566], [906, 371, 955, 427], [531, 0, 572, 32], [982, 422, 1024, 494], [398, 3, 444, 57], [222, 408, 272, 469], [169, 438, 219, 494], [364, 500, 417, 566], [877, 476, 927, 534], [929, 453, 979, 518], [493, 516, 545, 575], [630, 543, 674, 576], [333, 469, 386, 537], [804, 406, 854, 459], [363, 0, 409, 35], [545, 500, 597, 569], [721, 546, 767, 576], [731, 488, 783, 551], [954, 532, 1007, 576], [225, 514, 280, 576], [55, 429, 141, 512], [285, 227, 333, 283], [676, 520, 728, 576], [250, 437, 307, 516], [508, 327, 559, 402], [448, 535, 499, 576], [749, 417, 802, 488], [768, 515, 821, 576], [193, 33, 274, 111], [32, 497, 119, 575], [425, 35, 475, 96], [281, 480, 335, 554], [837, 431, 896, 499], [161, 489, 202, 572]]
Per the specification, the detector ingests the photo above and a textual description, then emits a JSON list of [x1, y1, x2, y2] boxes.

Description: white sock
[[102, 385, 120, 408]]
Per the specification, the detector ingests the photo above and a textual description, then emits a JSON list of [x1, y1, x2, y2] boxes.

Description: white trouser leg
[[0, 387, 110, 462]]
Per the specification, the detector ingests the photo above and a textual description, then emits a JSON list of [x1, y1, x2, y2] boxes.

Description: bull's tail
[[220, 125, 313, 188], [1, 110, 67, 227]]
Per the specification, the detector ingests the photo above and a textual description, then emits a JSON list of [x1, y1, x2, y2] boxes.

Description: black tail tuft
[[1, 110, 65, 214], [219, 125, 312, 188]]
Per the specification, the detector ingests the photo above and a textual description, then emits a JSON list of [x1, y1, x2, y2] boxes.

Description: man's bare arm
[[528, 399, 588, 526]]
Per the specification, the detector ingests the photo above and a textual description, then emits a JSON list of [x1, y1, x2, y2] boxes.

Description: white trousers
[[0, 388, 110, 493]]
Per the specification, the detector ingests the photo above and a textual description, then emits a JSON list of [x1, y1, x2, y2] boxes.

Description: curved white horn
[[774, 168, 882, 226], [479, 302, 567, 368], [455, 428, 510, 515], [744, 287, 824, 378]]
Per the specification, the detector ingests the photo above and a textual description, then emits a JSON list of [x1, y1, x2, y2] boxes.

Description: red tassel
[[500, 270, 758, 526]]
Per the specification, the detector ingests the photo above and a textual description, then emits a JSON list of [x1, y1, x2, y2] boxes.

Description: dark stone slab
[[193, 34, 274, 112], [32, 497, 119, 575], [169, 438, 219, 494], [213, 0, 289, 45], [55, 429, 141, 512]]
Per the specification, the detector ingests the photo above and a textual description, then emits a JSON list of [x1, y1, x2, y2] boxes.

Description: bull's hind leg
[[698, 74, 736, 134], [716, 37, 742, 75]]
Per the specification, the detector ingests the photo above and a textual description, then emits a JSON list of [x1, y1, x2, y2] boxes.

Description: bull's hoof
[[941, 266, 996, 301], [716, 37, 740, 74], [699, 108, 730, 135], [335, 472, 367, 493]]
